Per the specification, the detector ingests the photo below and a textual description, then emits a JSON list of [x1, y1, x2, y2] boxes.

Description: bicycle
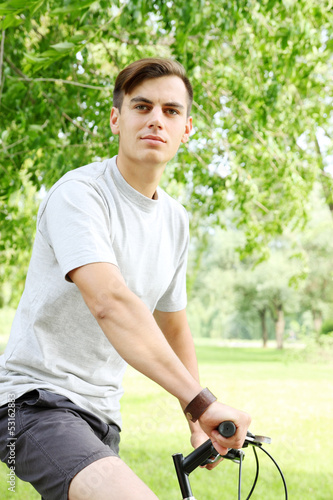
[[172, 421, 288, 500]]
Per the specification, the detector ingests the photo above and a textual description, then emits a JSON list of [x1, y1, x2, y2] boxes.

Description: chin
[[140, 151, 170, 165]]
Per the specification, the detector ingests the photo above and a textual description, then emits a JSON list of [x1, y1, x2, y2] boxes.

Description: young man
[[0, 58, 250, 500]]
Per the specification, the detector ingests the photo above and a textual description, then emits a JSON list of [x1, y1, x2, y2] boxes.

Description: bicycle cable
[[258, 446, 288, 500], [238, 445, 288, 500], [245, 447, 259, 500], [237, 451, 243, 500], [237, 447, 257, 500], [238, 446, 288, 500]]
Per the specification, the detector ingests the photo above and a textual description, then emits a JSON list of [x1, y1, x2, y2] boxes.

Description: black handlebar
[[172, 421, 241, 499], [218, 420, 237, 438]]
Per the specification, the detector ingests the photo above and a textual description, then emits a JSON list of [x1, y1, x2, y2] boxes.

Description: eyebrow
[[130, 96, 185, 110]]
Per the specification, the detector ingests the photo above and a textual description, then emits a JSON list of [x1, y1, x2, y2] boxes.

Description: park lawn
[[0, 344, 332, 499]]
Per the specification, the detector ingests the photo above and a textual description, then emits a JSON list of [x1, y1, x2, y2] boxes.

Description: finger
[[199, 455, 224, 470], [204, 457, 224, 470], [211, 440, 229, 456], [211, 429, 245, 451]]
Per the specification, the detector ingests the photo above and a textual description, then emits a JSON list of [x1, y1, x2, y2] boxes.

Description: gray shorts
[[0, 389, 120, 500]]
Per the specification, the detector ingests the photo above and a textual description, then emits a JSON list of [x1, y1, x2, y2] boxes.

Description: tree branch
[[4, 56, 98, 137], [319, 169, 333, 179], [2, 137, 27, 151], [254, 200, 270, 214], [61, 111, 97, 136], [7, 75, 110, 91], [100, 38, 120, 70], [192, 100, 212, 121], [4, 54, 26, 78]]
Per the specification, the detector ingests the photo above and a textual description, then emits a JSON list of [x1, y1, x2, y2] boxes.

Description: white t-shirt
[[0, 156, 189, 427]]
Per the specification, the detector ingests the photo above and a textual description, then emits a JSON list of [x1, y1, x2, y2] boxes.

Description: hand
[[190, 429, 223, 471], [198, 401, 251, 457]]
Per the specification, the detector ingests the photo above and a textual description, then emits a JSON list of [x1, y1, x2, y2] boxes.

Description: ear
[[110, 107, 120, 135], [181, 116, 193, 144]]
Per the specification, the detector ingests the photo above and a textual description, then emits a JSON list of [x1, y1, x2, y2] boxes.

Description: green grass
[[1, 338, 333, 499]]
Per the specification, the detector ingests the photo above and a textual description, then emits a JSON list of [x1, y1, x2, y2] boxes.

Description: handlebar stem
[[172, 453, 194, 499]]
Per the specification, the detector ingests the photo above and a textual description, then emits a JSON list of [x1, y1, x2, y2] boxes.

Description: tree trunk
[[275, 306, 285, 349], [259, 309, 268, 348], [313, 310, 323, 338]]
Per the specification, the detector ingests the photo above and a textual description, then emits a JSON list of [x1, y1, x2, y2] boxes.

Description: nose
[[147, 107, 163, 129]]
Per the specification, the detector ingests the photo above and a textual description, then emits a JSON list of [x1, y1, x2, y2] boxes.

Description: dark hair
[[113, 58, 193, 116]]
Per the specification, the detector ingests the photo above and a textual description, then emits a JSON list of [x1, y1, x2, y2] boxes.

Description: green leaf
[[69, 33, 87, 44], [265, 0, 278, 11], [0, 0, 43, 15], [50, 42, 75, 53], [325, 38, 333, 51], [0, 0, 25, 14], [28, 124, 44, 132], [52, 0, 96, 14], [30, 0, 45, 15], [0, 13, 23, 29], [24, 53, 48, 63]]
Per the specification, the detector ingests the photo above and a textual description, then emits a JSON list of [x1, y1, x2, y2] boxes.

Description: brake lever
[[244, 430, 272, 447], [202, 427, 271, 466], [203, 447, 244, 465]]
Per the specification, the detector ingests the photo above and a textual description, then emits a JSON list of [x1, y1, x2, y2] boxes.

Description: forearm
[[153, 309, 205, 437], [151, 309, 251, 454], [99, 295, 201, 404], [168, 330, 201, 435], [156, 313, 199, 383]]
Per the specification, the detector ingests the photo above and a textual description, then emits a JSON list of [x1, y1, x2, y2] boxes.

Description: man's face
[[110, 76, 192, 169]]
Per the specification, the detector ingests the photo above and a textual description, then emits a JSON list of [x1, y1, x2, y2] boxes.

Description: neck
[[116, 153, 165, 199]]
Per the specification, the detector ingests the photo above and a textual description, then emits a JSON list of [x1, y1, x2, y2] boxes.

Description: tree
[[234, 277, 271, 347], [0, 161, 40, 305], [235, 249, 301, 348], [1, 0, 333, 303], [187, 226, 244, 340], [297, 187, 333, 334]]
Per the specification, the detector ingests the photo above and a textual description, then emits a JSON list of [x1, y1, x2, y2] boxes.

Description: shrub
[[321, 319, 333, 336]]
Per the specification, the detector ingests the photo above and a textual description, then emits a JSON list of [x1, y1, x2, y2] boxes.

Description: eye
[[165, 108, 179, 115], [135, 104, 150, 111]]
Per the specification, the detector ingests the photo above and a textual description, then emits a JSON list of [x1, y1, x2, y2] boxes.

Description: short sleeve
[[155, 222, 189, 313], [38, 180, 118, 281]]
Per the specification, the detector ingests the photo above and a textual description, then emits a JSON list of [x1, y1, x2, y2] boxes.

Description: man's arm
[[69, 262, 250, 455], [154, 308, 221, 466], [69, 263, 201, 405], [153, 309, 204, 429]]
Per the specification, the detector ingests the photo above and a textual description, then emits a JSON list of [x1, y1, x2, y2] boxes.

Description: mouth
[[141, 135, 166, 143]]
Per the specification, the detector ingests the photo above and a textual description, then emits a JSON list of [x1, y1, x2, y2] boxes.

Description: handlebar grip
[[218, 421, 236, 438]]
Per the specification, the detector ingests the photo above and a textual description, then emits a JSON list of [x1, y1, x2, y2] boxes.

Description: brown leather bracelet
[[184, 388, 217, 422]]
